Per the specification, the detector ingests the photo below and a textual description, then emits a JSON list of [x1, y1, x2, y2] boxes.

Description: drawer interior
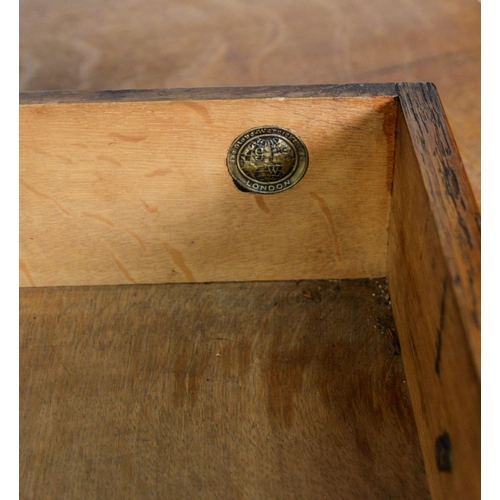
[[20, 278, 429, 499], [20, 83, 480, 500]]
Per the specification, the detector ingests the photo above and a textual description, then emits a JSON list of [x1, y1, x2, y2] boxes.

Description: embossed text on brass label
[[227, 126, 309, 194]]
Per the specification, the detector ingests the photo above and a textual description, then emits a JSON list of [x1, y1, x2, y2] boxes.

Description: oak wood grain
[[396, 82, 480, 374], [20, 279, 430, 500], [387, 83, 480, 500], [19, 0, 480, 205], [20, 92, 397, 287]]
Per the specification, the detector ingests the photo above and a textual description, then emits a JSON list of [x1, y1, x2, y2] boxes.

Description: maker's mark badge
[[227, 126, 309, 194]]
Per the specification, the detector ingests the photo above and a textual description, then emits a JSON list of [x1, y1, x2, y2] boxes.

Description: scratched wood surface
[[20, 279, 430, 500], [20, 91, 397, 287], [388, 83, 480, 500], [19, 0, 480, 206]]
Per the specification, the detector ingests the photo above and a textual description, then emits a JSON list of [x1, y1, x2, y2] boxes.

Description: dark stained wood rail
[[20, 82, 399, 104], [388, 82, 480, 500]]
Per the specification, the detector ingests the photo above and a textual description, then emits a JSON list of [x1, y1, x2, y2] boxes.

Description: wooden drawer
[[19, 83, 480, 499]]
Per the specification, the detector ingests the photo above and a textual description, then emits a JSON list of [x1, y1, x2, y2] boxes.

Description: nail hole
[[436, 432, 452, 472]]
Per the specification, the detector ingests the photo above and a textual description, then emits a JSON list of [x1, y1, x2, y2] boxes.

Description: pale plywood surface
[[20, 95, 397, 287], [20, 279, 430, 500], [388, 87, 480, 500], [19, 0, 481, 206]]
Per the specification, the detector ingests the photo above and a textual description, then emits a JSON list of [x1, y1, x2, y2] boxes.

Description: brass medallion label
[[227, 126, 309, 194]]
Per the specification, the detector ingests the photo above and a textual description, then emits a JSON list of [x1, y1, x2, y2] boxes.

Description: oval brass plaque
[[226, 126, 309, 194]]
